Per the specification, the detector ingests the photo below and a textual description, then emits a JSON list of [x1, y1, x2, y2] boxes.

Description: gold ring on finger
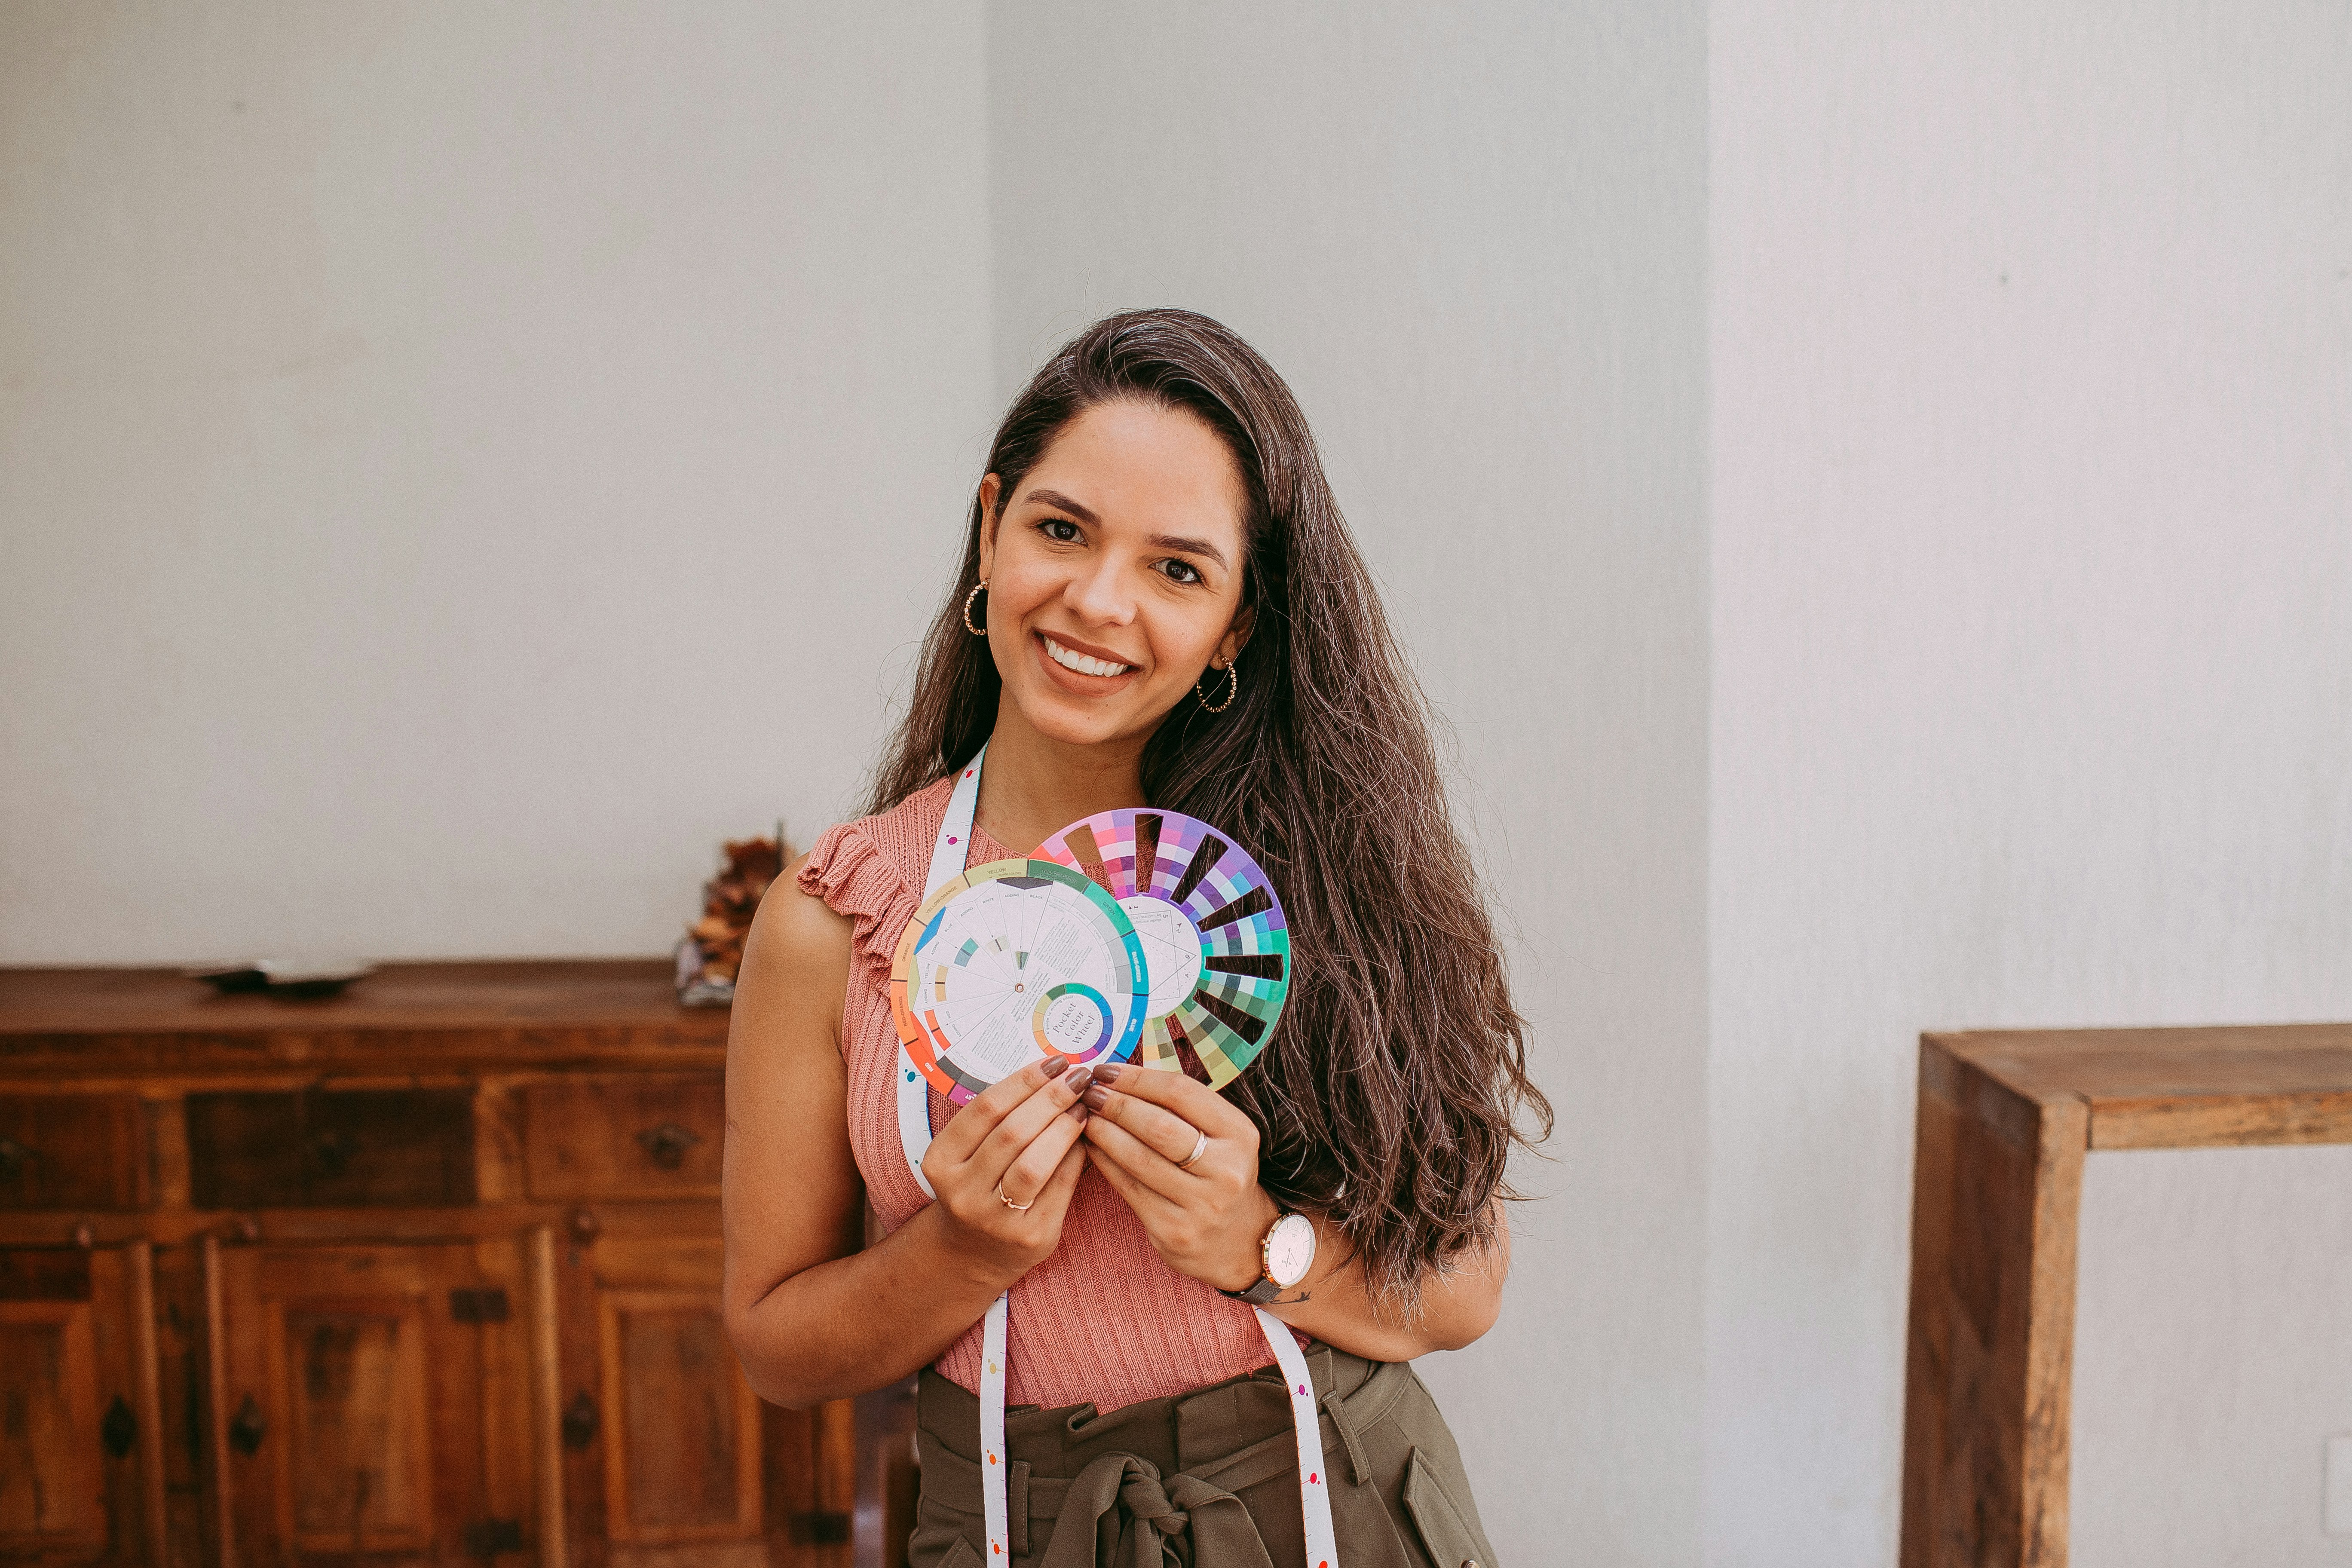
[[1176, 1129, 1210, 1170], [995, 1182, 1035, 1213]]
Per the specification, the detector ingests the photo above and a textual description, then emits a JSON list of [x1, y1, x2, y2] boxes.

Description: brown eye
[[1039, 518, 1081, 543], [1160, 559, 1204, 585]]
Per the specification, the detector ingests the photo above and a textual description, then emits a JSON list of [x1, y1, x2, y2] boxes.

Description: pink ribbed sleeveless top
[[799, 777, 1274, 1412]]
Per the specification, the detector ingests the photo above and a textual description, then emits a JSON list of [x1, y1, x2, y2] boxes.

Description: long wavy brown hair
[[865, 308, 1549, 1307]]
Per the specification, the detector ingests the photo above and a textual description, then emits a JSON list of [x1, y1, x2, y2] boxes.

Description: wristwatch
[[1218, 1211, 1317, 1305]]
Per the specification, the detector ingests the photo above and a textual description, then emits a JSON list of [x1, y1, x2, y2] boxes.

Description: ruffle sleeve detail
[[797, 818, 921, 1024]]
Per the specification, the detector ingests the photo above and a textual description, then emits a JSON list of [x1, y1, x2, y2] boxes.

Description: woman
[[725, 309, 1546, 1568]]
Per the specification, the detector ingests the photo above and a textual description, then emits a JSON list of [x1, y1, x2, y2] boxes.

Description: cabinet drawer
[[187, 1089, 475, 1209], [0, 1094, 148, 1211], [524, 1076, 724, 1199]]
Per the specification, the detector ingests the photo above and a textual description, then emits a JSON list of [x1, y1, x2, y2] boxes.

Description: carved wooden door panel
[[546, 1231, 854, 1568], [204, 1236, 537, 1567], [562, 1235, 763, 1568], [0, 1243, 167, 1566]]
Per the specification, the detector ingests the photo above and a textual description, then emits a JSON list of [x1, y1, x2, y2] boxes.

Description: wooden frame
[[525, 1225, 569, 1568], [1901, 1022, 2352, 1568], [122, 1241, 170, 1568], [199, 1234, 237, 1568]]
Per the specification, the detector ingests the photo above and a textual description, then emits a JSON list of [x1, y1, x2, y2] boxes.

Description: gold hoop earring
[[1196, 660, 1238, 714], [963, 579, 988, 636]]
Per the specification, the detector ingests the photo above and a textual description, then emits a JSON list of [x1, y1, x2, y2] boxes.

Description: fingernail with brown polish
[[1071, 1103, 1091, 1124], [1082, 1084, 1110, 1110], [1064, 1067, 1094, 1097], [1040, 1058, 1070, 1081], [1101, 1062, 1128, 1084]]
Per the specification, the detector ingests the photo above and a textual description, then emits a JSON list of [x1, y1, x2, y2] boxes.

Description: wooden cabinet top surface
[[1926, 1021, 2352, 1151], [0, 959, 731, 1077]]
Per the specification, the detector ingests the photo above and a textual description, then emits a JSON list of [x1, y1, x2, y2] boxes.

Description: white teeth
[[1044, 636, 1131, 678]]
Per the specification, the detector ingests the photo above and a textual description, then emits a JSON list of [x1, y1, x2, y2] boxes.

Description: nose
[[1064, 554, 1138, 628]]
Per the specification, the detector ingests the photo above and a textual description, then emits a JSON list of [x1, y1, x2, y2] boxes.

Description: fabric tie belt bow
[[1038, 1452, 1278, 1568]]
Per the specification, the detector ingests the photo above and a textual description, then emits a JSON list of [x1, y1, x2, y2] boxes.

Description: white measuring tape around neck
[[894, 745, 1339, 1566]]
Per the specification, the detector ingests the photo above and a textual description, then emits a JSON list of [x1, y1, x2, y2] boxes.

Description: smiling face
[[976, 399, 1253, 751]]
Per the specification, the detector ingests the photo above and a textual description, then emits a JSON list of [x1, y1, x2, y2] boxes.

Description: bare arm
[[1080, 1063, 1508, 1362], [721, 860, 1095, 1409]]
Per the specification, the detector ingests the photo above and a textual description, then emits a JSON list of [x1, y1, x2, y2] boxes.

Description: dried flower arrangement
[[674, 828, 791, 1008]]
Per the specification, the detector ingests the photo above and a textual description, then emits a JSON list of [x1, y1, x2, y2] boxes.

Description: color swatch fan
[[891, 860, 1149, 1104], [1035, 810, 1290, 1087]]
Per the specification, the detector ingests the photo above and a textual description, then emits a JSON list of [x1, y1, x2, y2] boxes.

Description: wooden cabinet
[[0, 962, 862, 1568]]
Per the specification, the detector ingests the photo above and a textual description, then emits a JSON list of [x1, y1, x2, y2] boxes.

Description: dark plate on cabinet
[[184, 958, 377, 999]]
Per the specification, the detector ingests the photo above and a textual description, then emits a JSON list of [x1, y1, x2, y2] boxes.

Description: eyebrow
[[1025, 488, 1101, 525], [1023, 487, 1232, 572], [1148, 532, 1230, 571]]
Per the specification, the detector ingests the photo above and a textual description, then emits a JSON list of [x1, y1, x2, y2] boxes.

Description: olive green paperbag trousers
[[909, 1343, 1498, 1568]]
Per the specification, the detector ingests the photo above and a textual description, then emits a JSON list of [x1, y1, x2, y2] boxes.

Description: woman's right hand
[[920, 1057, 1095, 1279]]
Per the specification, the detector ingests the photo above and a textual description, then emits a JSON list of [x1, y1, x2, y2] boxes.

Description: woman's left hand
[[1079, 1062, 1281, 1293]]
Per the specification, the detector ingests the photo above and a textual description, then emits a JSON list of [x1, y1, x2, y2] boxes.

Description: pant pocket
[[907, 1492, 986, 1568]]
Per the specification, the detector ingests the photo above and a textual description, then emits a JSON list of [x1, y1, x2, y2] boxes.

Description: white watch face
[[1265, 1213, 1317, 1288]]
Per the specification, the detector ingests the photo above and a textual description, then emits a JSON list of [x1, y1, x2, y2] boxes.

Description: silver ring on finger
[[995, 1182, 1035, 1213], [1176, 1129, 1210, 1170]]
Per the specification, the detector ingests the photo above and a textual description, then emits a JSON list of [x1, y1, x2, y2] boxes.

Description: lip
[[1032, 630, 1141, 693]]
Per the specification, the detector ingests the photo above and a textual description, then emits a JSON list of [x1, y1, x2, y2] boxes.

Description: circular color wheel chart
[[891, 858, 1149, 1105], [1034, 809, 1290, 1088]]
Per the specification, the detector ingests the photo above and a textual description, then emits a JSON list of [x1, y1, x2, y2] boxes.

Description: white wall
[[0, 1, 992, 962], [989, 6, 1710, 1562], [1707, 2, 2352, 1561], [2074, 1146, 2352, 1565], [3, 8, 1706, 1558]]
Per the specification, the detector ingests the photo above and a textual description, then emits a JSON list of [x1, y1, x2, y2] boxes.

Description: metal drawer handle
[[0, 1138, 32, 1179], [636, 1122, 704, 1170], [466, 1519, 524, 1559], [788, 1511, 852, 1545], [102, 1394, 138, 1458], [561, 1390, 600, 1450], [309, 1129, 355, 1178], [228, 1393, 267, 1455]]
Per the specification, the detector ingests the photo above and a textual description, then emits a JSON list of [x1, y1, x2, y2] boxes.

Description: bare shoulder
[[723, 855, 867, 1314], [734, 851, 853, 1039], [750, 850, 854, 958]]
